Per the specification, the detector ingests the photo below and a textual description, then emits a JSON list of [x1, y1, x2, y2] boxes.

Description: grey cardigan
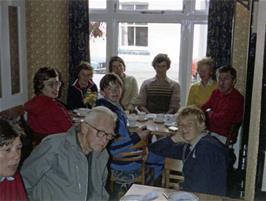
[[21, 127, 109, 201]]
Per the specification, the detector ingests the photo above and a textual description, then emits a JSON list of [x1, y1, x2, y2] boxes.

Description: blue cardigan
[[96, 98, 141, 172], [149, 134, 228, 196]]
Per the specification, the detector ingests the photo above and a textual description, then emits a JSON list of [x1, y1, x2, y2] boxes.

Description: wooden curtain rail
[[236, 0, 250, 10]]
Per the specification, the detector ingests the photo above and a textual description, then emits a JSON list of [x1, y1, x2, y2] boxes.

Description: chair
[[109, 139, 147, 191], [226, 122, 242, 146], [162, 157, 184, 189]]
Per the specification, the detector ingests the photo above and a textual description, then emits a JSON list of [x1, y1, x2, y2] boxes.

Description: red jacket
[[24, 95, 72, 138], [0, 172, 27, 201], [201, 88, 244, 137]]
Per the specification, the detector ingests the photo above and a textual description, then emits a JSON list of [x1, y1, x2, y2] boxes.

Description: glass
[[89, 0, 106, 9], [44, 80, 62, 88], [86, 123, 115, 140], [195, 0, 209, 10], [192, 24, 208, 83], [118, 23, 181, 87], [119, 0, 182, 11], [8, 6, 20, 95], [89, 21, 106, 87]]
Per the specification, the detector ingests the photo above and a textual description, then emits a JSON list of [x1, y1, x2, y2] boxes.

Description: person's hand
[[136, 126, 150, 140], [171, 130, 187, 143]]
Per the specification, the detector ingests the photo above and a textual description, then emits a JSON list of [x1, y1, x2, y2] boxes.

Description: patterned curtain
[[69, 0, 90, 85], [207, 0, 236, 68]]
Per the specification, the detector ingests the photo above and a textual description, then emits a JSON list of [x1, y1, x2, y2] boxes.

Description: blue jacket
[[149, 134, 228, 196], [96, 98, 141, 171]]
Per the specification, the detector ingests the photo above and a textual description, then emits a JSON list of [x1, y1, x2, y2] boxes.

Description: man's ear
[[80, 122, 89, 135], [198, 122, 206, 131], [100, 90, 105, 97]]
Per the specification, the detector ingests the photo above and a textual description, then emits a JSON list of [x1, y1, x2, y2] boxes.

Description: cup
[[138, 112, 146, 121], [128, 114, 137, 127], [164, 114, 176, 126], [154, 113, 165, 123]]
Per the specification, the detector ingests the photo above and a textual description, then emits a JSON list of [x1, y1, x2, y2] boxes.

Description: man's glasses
[[86, 123, 115, 140], [44, 80, 62, 88]]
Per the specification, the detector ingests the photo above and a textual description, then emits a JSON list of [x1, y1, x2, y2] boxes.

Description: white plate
[[73, 108, 90, 116], [167, 191, 199, 201], [120, 192, 158, 201], [120, 195, 143, 201]]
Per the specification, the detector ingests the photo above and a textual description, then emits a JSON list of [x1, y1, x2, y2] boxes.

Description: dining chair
[[161, 157, 184, 189], [109, 139, 148, 192]]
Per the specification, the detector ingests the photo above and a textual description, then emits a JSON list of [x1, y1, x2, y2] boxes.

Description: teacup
[[128, 114, 138, 127], [164, 114, 176, 126], [138, 112, 146, 121], [154, 113, 164, 123]]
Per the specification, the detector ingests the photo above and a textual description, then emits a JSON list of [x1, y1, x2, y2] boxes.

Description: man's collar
[[190, 132, 208, 150]]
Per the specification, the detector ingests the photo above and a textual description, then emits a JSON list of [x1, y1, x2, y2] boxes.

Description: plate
[[73, 108, 90, 116], [120, 192, 158, 201], [137, 117, 148, 122], [167, 191, 199, 201], [120, 195, 143, 201]]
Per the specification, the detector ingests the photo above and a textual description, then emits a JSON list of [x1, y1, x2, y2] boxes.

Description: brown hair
[[33, 67, 59, 95], [75, 62, 93, 78], [0, 119, 21, 147], [176, 106, 206, 131], [152, 53, 171, 69], [100, 73, 123, 91], [108, 56, 126, 72], [217, 65, 237, 80]]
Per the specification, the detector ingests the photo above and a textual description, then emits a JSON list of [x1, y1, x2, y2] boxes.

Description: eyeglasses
[[44, 80, 62, 88], [86, 123, 115, 140]]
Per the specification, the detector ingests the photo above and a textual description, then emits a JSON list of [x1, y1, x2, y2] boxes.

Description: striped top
[[138, 76, 180, 113]]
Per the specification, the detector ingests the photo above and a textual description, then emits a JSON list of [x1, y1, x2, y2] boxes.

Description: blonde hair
[[197, 57, 215, 72], [176, 106, 206, 131]]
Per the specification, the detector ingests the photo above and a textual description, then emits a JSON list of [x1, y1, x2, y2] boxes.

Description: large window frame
[[89, 0, 209, 105], [0, 0, 27, 111]]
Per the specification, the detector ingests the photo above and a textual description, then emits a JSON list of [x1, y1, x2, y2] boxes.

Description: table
[[128, 119, 175, 137], [122, 184, 243, 201]]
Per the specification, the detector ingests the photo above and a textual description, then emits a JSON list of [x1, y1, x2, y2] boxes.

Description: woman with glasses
[[24, 67, 72, 143]]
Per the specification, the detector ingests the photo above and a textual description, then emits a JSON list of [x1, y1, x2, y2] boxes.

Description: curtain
[[69, 0, 90, 85], [207, 0, 235, 68]]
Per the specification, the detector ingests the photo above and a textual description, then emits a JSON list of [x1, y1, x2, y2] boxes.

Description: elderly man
[[137, 53, 180, 114], [21, 106, 117, 201], [201, 65, 244, 144], [149, 106, 228, 196]]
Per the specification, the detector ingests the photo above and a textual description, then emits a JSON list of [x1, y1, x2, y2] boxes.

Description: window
[[0, 0, 27, 110], [89, 0, 209, 105]]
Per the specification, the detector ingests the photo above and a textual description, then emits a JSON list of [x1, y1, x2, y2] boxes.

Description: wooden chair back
[[226, 122, 242, 146], [110, 139, 147, 190], [162, 157, 184, 189]]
